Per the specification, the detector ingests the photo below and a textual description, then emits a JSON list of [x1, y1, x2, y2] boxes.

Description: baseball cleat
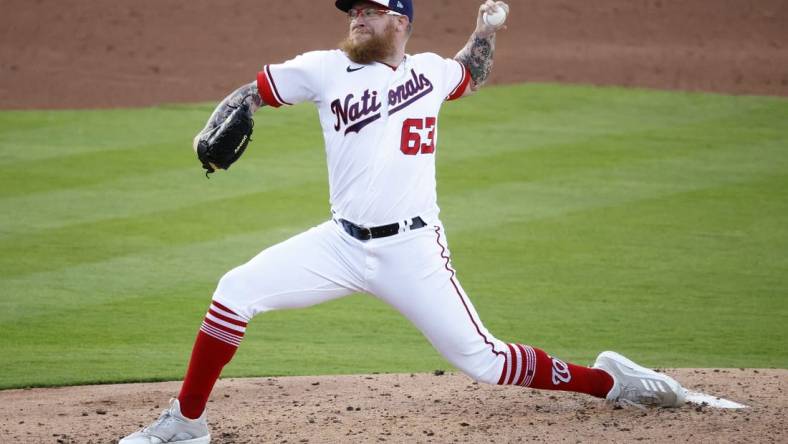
[[593, 351, 687, 408], [119, 398, 210, 444]]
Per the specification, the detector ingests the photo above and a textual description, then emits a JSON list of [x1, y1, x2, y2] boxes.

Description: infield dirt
[[1, 0, 787, 109], [1, 1, 786, 443], [1, 369, 785, 443]]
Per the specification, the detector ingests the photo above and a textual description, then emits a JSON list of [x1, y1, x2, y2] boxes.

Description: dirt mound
[[1, 0, 787, 109], [1, 369, 785, 443]]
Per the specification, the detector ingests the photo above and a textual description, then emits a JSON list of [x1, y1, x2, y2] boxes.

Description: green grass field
[[1, 84, 786, 389]]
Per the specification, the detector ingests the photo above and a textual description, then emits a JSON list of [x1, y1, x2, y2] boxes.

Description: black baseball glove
[[195, 101, 254, 175]]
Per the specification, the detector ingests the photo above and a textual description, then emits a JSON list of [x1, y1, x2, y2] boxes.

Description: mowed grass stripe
[[1, 83, 786, 388], [443, 83, 785, 141], [0, 223, 313, 323], [0, 182, 329, 278], [0, 107, 326, 235], [1, 115, 326, 200], [448, 174, 788, 368], [0, 104, 319, 165], [0, 107, 209, 164], [0, 154, 327, 237], [0, 143, 190, 197], [0, 293, 441, 388], [439, 148, 785, 236]]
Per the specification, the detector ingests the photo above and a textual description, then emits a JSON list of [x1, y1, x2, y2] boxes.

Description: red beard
[[339, 22, 396, 65]]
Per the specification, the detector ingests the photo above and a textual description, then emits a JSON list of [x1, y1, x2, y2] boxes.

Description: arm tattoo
[[454, 33, 496, 90], [200, 81, 264, 135]]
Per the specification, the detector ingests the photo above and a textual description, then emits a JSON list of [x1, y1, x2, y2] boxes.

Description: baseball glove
[[195, 101, 254, 175]]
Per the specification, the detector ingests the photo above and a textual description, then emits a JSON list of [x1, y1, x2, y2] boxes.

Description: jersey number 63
[[401, 117, 437, 155]]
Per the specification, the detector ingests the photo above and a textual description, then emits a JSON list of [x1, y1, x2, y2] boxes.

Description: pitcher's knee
[[213, 266, 258, 320]]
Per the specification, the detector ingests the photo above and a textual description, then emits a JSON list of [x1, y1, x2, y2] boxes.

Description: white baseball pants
[[213, 219, 508, 384]]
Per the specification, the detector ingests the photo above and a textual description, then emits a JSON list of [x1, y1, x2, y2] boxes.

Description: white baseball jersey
[[257, 49, 470, 226]]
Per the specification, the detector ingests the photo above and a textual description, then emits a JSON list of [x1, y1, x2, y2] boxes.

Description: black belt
[[338, 217, 427, 241]]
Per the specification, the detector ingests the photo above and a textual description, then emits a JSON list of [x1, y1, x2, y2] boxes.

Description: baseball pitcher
[[120, 1, 686, 443]]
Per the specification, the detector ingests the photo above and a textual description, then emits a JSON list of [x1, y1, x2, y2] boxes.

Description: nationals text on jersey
[[331, 68, 434, 134]]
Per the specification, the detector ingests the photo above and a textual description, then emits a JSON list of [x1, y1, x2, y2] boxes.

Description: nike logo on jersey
[[346, 66, 365, 72], [331, 69, 434, 135]]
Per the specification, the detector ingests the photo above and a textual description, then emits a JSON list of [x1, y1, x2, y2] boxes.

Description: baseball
[[483, 7, 507, 27]]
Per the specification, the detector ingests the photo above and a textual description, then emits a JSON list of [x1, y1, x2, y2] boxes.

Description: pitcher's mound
[[1, 368, 785, 443]]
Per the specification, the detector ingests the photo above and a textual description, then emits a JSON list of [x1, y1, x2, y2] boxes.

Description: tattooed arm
[[455, 33, 496, 91], [454, 1, 509, 92]]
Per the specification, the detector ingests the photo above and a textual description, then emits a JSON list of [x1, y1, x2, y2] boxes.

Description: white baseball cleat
[[593, 351, 687, 408], [119, 398, 210, 444]]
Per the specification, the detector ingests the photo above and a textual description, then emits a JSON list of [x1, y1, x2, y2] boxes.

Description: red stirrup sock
[[178, 300, 248, 419], [497, 343, 613, 398]]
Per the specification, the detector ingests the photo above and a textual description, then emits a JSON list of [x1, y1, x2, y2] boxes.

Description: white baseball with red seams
[[213, 49, 513, 384], [483, 7, 507, 27]]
